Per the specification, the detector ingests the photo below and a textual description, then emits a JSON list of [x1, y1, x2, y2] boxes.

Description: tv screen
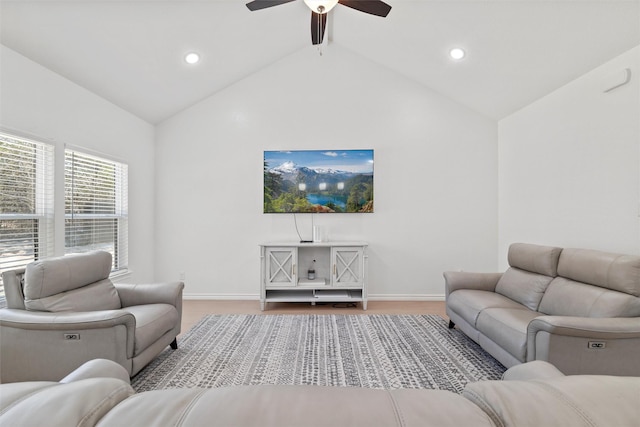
[[264, 149, 374, 213]]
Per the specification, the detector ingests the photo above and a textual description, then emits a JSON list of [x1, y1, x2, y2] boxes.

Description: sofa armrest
[[526, 316, 640, 375], [115, 282, 184, 308], [527, 316, 640, 340], [60, 359, 131, 384], [502, 360, 565, 381], [443, 271, 503, 299]]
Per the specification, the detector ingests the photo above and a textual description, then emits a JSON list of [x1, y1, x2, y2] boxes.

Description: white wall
[[155, 45, 498, 300], [0, 45, 157, 282], [498, 45, 640, 268]]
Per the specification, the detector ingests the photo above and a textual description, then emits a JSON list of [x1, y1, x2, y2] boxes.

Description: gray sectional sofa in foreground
[[1, 359, 638, 426], [445, 243, 640, 375]]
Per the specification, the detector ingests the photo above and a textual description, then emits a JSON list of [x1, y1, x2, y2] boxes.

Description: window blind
[[0, 133, 55, 277], [65, 149, 128, 273]]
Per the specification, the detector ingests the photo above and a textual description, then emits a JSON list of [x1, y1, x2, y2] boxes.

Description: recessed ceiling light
[[449, 48, 466, 60], [185, 52, 200, 64]]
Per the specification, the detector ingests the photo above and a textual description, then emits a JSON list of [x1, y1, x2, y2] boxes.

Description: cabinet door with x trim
[[331, 247, 364, 287], [265, 247, 297, 287]]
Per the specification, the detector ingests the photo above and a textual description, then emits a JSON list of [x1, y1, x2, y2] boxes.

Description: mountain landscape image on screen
[[264, 150, 374, 213]]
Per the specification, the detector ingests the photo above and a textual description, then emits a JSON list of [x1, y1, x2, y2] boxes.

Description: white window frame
[[64, 148, 129, 274], [0, 133, 55, 281]]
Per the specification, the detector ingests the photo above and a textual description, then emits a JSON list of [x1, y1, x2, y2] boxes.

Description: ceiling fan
[[246, 0, 392, 45]]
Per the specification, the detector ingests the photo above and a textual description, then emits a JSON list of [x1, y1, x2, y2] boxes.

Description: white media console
[[259, 241, 369, 311]]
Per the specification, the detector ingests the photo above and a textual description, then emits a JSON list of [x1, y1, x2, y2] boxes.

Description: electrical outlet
[[179, 272, 185, 281]]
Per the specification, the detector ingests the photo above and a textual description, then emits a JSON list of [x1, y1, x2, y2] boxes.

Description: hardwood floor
[[180, 300, 447, 336]]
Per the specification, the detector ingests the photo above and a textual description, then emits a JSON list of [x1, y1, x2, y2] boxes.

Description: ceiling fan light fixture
[[304, 0, 339, 14]]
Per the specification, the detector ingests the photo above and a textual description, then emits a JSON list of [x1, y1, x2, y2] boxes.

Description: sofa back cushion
[[494, 243, 561, 311], [462, 375, 640, 427], [495, 268, 554, 311], [557, 248, 640, 297], [0, 378, 134, 427], [507, 243, 563, 277], [538, 277, 640, 317], [23, 251, 121, 312]]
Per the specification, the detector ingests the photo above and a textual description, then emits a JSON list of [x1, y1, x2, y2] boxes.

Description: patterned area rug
[[132, 314, 505, 393]]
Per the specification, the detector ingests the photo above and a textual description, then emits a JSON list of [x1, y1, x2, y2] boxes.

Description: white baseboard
[[183, 293, 258, 300], [368, 294, 445, 301], [183, 293, 445, 301]]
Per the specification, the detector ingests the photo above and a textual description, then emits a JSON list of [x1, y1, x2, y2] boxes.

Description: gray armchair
[[0, 251, 184, 383]]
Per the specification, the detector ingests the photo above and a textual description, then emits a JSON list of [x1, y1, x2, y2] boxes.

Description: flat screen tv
[[264, 149, 374, 213]]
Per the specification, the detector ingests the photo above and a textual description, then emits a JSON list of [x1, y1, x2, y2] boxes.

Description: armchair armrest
[[0, 308, 135, 330], [1, 268, 26, 309], [443, 271, 503, 299], [115, 282, 184, 308], [0, 309, 136, 358]]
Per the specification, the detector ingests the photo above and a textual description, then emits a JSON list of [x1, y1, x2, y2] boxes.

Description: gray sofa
[[0, 251, 184, 382], [1, 358, 638, 426], [445, 243, 640, 375]]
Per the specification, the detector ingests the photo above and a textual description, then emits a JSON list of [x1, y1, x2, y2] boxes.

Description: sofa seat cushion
[[124, 304, 179, 355], [463, 375, 640, 427], [448, 290, 526, 328], [477, 308, 540, 362], [539, 277, 640, 317], [97, 385, 494, 427]]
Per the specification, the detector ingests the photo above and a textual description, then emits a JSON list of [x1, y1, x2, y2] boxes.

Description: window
[[0, 133, 55, 280], [65, 149, 128, 273]]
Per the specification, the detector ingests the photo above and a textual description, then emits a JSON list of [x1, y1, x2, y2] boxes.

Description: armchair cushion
[[24, 251, 112, 297], [24, 279, 121, 312], [124, 304, 179, 354], [23, 251, 121, 312]]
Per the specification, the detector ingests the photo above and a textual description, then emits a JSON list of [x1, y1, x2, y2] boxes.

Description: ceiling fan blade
[[246, 0, 297, 12], [311, 11, 327, 45], [338, 0, 391, 17]]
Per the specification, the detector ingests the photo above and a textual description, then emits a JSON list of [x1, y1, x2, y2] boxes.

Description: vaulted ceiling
[[1, 0, 639, 124]]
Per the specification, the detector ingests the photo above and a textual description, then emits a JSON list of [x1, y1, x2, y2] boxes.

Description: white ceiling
[[1, 0, 639, 124]]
